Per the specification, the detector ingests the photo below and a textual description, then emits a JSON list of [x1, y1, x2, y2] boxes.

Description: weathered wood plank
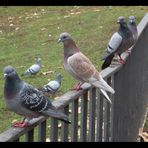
[[71, 99, 79, 142], [112, 20, 148, 141], [104, 78, 111, 142], [110, 75, 115, 142], [0, 116, 46, 142], [52, 83, 91, 110], [80, 92, 88, 142], [89, 87, 96, 142], [96, 92, 104, 142], [50, 118, 58, 142], [38, 120, 46, 142], [25, 129, 34, 142], [61, 106, 69, 142]]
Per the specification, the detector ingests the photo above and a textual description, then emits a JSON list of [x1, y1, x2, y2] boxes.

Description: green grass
[[0, 6, 148, 135]]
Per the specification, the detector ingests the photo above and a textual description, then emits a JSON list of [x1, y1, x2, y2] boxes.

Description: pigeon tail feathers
[[100, 89, 112, 104], [92, 76, 115, 94], [43, 108, 71, 124]]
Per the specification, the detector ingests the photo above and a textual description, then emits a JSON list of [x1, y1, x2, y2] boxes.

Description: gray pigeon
[[42, 73, 62, 95], [3, 65, 70, 128], [128, 16, 138, 42], [58, 32, 115, 104], [101, 16, 134, 65], [23, 57, 41, 77]]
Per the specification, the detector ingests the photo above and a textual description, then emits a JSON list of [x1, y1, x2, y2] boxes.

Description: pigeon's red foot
[[126, 48, 131, 53], [118, 59, 126, 65], [71, 82, 83, 91], [12, 121, 30, 128]]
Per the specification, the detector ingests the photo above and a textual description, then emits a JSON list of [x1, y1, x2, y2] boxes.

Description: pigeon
[[23, 57, 41, 77], [128, 16, 138, 42], [3, 65, 70, 128], [58, 32, 115, 104], [101, 16, 134, 65], [42, 73, 62, 95]]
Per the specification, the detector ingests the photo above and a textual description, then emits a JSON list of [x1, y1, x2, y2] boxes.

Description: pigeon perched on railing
[[3, 65, 70, 128], [58, 32, 115, 104], [101, 16, 134, 66], [128, 16, 138, 42], [22, 57, 41, 77], [42, 73, 62, 95]]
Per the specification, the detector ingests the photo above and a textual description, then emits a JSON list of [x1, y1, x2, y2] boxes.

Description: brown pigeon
[[58, 32, 115, 103]]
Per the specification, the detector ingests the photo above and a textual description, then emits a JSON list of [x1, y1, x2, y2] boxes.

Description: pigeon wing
[[19, 83, 51, 113], [28, 64, 40, 74], [67, 52, 98, 82], [101, 32, 122, 60]]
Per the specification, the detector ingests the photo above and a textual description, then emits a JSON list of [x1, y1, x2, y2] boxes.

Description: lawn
[[0, 6, 148, 134]]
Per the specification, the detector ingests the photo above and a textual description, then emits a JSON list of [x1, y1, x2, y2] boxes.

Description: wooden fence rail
[[0, 13, 148, 142]]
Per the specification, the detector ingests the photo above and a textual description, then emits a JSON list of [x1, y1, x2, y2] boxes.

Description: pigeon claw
[[71, 82, 83, 91], [12, 121, 30, 128], [126, 48, 132, 54], [118, 59, 126, 65]]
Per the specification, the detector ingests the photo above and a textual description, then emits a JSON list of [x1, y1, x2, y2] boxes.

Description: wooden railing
[[0, 13, 148, 142]]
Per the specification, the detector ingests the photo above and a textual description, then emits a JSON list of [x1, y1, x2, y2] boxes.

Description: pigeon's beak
[[58, 38, 62, 43], [3, 73, 7, 79]]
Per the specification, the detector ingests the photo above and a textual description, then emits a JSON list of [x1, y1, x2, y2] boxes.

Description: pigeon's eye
[[63, 36, 66, 39]]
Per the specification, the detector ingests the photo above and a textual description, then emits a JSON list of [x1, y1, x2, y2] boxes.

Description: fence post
[[112, 23, 148, 141]]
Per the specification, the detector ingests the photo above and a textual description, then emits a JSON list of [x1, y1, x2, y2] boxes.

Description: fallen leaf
[[41, 43, 47, 46], [12, 119, 18, 123], [48, 34, 52, 37], [15, 27, 20, 31], [9, 23, 14, 27], [64, 15, 70, 18], [41, 27, 47, 31], [8, 16, 15, 20], [42, 71, 54, 75], [34, 12, 38, 16]]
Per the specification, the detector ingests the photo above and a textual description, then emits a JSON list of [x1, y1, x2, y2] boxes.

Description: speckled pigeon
[[3, 65, 70, 128], [23, 57, 41, 77], [58, 32, 115, 104], [128, 16, 138, 42], [101, 16, 134, 65], [42, 73, 62, 95]]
